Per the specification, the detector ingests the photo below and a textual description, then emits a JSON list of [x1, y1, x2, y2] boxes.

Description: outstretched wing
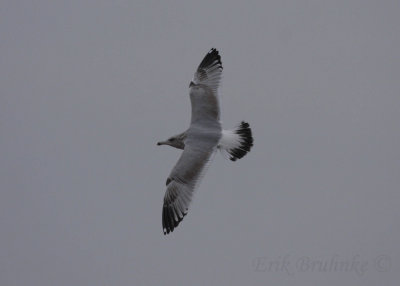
[[162, 145, 216, 234], [162, 49, 224, 235], [191, 48, 223, 94], [189, 48, 223, 124]]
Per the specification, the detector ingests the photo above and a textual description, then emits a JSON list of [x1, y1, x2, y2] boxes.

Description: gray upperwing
[[162, 48, 224, 235], [162, 144, 216, 234], [189, 48, 223, 125], [190, 85, 221, 124]]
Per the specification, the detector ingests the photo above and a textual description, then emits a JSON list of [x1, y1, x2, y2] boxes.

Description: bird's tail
[[218, 121, 254, 161]]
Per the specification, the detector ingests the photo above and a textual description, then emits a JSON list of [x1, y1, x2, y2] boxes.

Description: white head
[[157, 132, 186, 150]]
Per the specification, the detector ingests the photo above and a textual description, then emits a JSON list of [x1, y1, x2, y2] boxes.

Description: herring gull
[[157, 48, 254, 234]]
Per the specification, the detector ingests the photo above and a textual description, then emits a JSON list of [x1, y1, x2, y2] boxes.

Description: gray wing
[[162, 49, 223, 235], [189, 48, 223, 124], [162, 144, 216, 234]]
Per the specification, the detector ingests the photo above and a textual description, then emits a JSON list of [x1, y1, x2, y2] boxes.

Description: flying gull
[[157, 48, 254, 234]]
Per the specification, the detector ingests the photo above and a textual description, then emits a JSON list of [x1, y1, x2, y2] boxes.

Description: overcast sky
[[1, 0, 399, 285]]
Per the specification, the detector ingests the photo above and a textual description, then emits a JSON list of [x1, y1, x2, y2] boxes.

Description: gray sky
[[1, 0, 399, 285]]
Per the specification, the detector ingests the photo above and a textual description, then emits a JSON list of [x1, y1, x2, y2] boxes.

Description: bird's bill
[[157, 140, 167, 146]]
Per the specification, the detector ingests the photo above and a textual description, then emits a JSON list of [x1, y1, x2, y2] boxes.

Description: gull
[[157, 48, 254, 235]]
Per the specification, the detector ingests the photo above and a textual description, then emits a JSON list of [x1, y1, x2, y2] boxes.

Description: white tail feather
[[218, 121, 253, 161]]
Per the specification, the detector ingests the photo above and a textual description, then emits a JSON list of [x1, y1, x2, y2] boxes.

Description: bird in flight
[[157, 48, 253, 234]]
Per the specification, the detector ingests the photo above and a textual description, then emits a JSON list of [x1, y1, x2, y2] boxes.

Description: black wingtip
[[229, 121, 254, 161], [162, 205, 186, 235], [198, 48, 223, 71]]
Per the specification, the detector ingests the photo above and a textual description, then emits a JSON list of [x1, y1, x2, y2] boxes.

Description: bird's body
[[157, 48, 253, 234]]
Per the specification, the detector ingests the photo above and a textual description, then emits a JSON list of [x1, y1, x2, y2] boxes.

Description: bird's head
[[157, 133, 186, 150]]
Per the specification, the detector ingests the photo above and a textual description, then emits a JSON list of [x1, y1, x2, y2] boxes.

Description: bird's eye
[[169, 138, 175, 142]]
